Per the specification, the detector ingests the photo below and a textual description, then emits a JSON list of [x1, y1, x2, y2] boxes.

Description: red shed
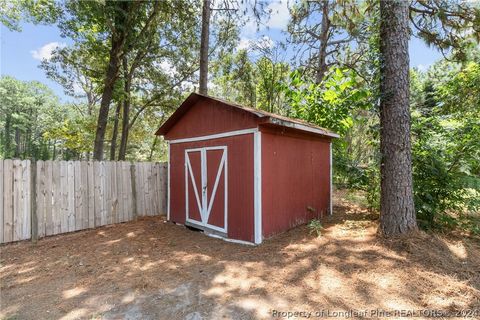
[[156, 93, 338, 244]]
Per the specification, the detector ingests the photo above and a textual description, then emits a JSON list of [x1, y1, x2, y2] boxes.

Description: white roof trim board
[[267, 117, 340, 138]]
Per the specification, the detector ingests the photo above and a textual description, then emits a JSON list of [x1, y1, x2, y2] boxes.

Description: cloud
[[265, 0, 290, 30], [257, 36, 274, 49], [158, 60, 177, 76], [237, 36, 275, 51], [238, 38, 253, 50], [239, 0, 290, 37], [30, 42, 66, 61]]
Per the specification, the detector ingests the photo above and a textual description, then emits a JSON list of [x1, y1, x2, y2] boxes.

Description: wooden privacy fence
[[0, 160, 167, 244]]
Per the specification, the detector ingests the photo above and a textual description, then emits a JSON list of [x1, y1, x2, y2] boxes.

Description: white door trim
[[169, 128, 258, 144], [253, 131, 262, 244], [200, 150, 207, 222], [329, 141, 333, 215], [167, 142, 171, 220], [185, 151, 203, 223], [185, 146, 228, 233]]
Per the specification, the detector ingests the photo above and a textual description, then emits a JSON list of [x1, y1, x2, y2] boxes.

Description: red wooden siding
[[206, 149, 226, 229], [169, 134, 255, 242], [165, 98, 259, 140], [186, 150, 202, 223], [260, 127, 331, 239]]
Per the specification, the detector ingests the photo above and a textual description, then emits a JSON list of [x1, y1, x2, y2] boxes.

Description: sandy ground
[[1, 192, 479, 320]]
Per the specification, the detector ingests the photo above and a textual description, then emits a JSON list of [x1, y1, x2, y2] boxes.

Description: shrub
[[307, 219, 324, 237]]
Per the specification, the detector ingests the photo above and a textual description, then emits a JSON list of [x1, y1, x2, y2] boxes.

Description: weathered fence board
[[12, 160, 20, 241], [0, 160, 167, 244], [52, 161, 61, 235], [24, 160, 31, 240], [105, 162, 112, 225], [44, 161, 53, 236], [60, 161, 68, 234], [87, 161, 95, 228], [36, 161, 45, 238], [9, 160, 31, 242], [3, 160, 13, 243], [67, 161, 75, 232]]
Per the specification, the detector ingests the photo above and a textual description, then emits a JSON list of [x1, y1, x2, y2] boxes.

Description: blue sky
[[0, 23, 71, 100], [1, 1, 443, 102]]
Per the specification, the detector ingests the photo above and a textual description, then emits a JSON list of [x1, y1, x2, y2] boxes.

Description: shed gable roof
[[155, 93, 339, 138]]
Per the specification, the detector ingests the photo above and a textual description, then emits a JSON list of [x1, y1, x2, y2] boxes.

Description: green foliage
[[410, 58, 480, 233], [285, 68, 370, 136], [334, 57, 480, 231], [284, 67, 377, 194], [0, 0, 59, 31], [0, 76, 92, 160], [289, 45, 480, 237], [12, 0, 203, 161], [406, 14, 480, 233], [364, 166, 380, 211], [335, 51, 480, 235], [307, 219, 324, 237], [333, 111, 379, 190], [437, 61, 480, 115], [211, 45, 291, 114], [409, 1, 480, 60], [255, 56, 290, 114], [287, 0, 373, 82], [211, 49, 257, 107], [43, 112, 96, 158]]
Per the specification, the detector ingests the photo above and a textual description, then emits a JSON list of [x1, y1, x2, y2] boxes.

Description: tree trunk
[[92, 2, 129, 161], [199, 0, 211, 95], [118, 57, 131, 161], [92, 54, 120, 160], [110, 100, 122, 161], [379, 0, 417, 236], [4, 114, 12, 158], [315, 0, 330, 84], [14, 127, 20, 158], [148, 136, 158, 161], [117, 97, 130, 161]]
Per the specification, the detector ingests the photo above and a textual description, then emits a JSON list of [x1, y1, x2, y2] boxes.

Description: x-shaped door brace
[[185, 147, 227, 227]]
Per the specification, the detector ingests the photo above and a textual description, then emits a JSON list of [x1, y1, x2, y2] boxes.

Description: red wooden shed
[[156, 93, 338, 244]]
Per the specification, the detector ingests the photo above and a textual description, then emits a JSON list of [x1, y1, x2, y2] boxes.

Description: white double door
[[185, 146, 227, 233]]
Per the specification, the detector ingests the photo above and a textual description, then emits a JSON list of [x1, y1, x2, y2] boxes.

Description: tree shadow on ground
[[1, 201, 479, 319]]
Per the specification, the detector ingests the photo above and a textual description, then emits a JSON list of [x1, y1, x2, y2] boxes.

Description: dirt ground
[[1, 191, 479, 320]]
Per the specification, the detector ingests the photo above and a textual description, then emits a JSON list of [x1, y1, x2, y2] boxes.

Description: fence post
[[130, 163, 137, 220], [31, 159, 38, 243]]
